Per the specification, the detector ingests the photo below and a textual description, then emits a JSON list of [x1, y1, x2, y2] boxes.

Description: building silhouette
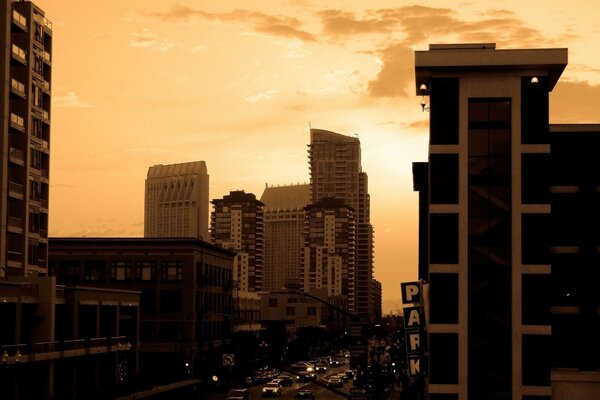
[[211, 190, 264, 293], [0, 277, 139, 400], [48, 237, 235, 387], [413, 43, 600, 399], [1, 0, 52, 277], [260, 183, 310, 292], [144, 161, 209, 241], [308, 129, 374, 320]]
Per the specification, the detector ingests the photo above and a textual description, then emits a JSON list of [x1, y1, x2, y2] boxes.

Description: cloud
[[53, 89, 92, 108], [246, 89, 278, 102], [128, 29, 174, 51], [367, 43, 414, 97], [349, 6, 571, 98], [148, 5, 316, 42]]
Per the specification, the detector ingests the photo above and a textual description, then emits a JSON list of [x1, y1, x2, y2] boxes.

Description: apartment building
[[413, 43, 600, 399], [308, 129, 374, 320], [211, 190, 264, 293], [144, 161, 210, 241], [1, 0, 52, 277], [260, 183, 310, 292]]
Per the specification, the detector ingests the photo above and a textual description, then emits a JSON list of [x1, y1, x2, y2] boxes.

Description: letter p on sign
[[401, 281, 421, 304]]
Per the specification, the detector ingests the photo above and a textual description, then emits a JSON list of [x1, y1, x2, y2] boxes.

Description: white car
[[262, 382, 283, 397]]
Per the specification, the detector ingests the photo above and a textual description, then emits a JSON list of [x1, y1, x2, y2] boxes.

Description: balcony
[[11, 44, 26, 64], [8, 216, 24, 233], [1, 336, 132, 365], [9, 147, 24, 165], [10, 78, 26, 98], [6, 250, 23, 268], [10, 113, 25, 132], [12, 10, 27, 31], [33, 12, 52, 32], [8, 181, 24, 199], [42, 50, 51, 64]]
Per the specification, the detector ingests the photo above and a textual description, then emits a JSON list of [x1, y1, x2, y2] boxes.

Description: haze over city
[[40, 0, 600, 313]]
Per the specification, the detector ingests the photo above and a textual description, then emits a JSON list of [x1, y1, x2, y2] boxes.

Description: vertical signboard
[[401, 281, 427, 378]]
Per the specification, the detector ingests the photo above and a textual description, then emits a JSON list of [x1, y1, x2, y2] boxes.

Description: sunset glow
[[41, 0, 600, 313]]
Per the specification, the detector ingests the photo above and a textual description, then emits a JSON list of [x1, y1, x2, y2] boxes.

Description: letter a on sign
[[401, 282, 421, 304], [403, 306, 422, 329]]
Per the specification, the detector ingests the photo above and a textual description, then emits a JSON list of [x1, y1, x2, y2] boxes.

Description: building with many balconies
[[1, 0, 52, 278]]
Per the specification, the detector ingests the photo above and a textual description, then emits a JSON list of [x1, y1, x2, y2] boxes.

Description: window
[[85, 260, 106, 282], [429, 333, 458, 384], [307, 307, 317, 316], [286, 306, 295, 316], [429, 273, 458, 324], [430, 154, 459, 204], [160, 290, 182, 313], [140, 290, 156, 313], [430, 78, 459, 144], [430, 213, 458, 264], [522, 335, 551, 385], [110, 261, 131, 281], [268, 298, 278, 307], [136, 261, 156, 281], [59, 260, 81, 283], [30, 180, 41, 201], [161, 261, 183, 281], [31, 148, 42, 170]]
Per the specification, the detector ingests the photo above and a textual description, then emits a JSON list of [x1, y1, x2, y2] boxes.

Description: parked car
[[294, 390, 315, 399], [227, 388, 251, 400], [261, 382, 283, 397]]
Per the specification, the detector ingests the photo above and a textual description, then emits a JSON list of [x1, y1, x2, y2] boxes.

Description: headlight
[[306, 367, 314, 372]]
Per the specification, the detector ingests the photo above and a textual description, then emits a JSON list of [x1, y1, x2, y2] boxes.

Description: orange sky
[[38, 0, 600, 313]]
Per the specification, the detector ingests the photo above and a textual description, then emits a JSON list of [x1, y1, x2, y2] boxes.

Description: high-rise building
[[413, 43, 600, 399], [301, 198, 355, 302], [260, 183, 310, 292], [1, 1, 52, 278], [308, 129, 374, 320], [211, 190, 264, 292], [144, 161, 209, 240]]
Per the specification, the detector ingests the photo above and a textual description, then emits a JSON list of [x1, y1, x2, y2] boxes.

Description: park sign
[[401, 281, 427, 377]]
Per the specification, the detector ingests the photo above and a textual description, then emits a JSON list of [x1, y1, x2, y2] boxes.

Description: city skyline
[[40, 0, 600, 312]]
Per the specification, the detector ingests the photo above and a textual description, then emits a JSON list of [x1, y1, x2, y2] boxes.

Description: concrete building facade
[[144, 161, 210, 241], [413, 43, 600, 399], [308, 129, 374, 320], [260, 183, 310, 292], [1, 0, 52, 278]]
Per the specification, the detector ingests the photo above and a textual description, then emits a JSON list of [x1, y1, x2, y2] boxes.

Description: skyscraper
[[260, 183, 310, 292], [211, 190, 264, 292], [412, 43, 600, 399], [144, 161, 209, 240], [1, 0, 52, 277], [308, 128, 374, 319]]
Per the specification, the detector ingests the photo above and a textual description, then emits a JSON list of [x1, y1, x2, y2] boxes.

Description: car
[[335, 373, 348, 382], [314, 363, 327, 373], [227, 388, 251, 400], [261, 382, 283, 397], [291, 362, 314, 373], [344, 369, 356, 379], [294, 390, 316, 399], [329, 358, 344, 367], [327, 376, 343, 388], [276, 374, 294, 386], [296, 371, 317, 382]]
